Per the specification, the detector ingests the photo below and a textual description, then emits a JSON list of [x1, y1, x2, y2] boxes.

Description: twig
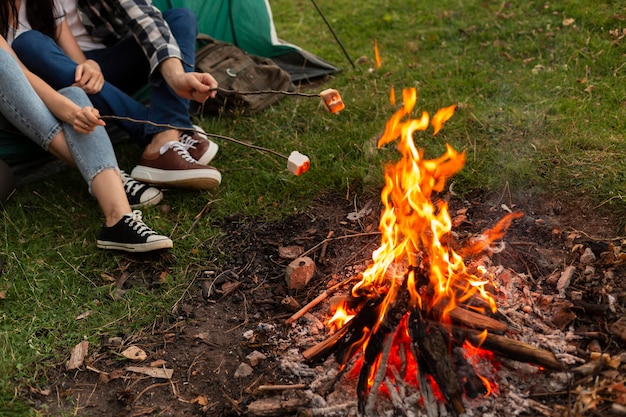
[[99, 115, 289, 160], [210, 87, 320, 97], [300, 231, 380, 259], [185, 198, 218, 235], [285, 275, 357, 324], [257, 384, 307, 391], [319, 230, 334, 259]]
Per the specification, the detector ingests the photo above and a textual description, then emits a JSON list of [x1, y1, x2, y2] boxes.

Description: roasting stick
[[210, 87, 345, 113], [99, 115, 311, 175]]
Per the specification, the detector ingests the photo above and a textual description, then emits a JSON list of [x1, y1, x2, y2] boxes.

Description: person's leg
[[36, 87, 173, 252], [12, 31, 152, 147], [0, 49, 67, 158]]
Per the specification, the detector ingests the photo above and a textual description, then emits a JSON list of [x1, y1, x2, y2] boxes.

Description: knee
[[59, 86, 92, 107], [0, 48, 13, 65], [12, 30, 54, 55], [163, 8, 198, 39]]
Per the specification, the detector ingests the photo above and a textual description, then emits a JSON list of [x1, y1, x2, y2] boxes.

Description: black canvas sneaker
[[121, 170, 163, 209], [97, 210, 173, 252]]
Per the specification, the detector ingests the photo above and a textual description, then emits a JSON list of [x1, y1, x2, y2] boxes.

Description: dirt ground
[[28, 191, 626, 417]]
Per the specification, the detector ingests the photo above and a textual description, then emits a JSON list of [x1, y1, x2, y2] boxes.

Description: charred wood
[[357, 283, 410, 415], [409, 309, 465, 416], [462, 330, 565, 370], [451, 346, 487, 399]]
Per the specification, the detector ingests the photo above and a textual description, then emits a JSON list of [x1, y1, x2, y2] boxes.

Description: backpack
[[194, 34, 294, 115]]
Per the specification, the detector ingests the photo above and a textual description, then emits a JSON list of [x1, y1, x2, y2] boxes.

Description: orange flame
[[330, 87, 521, 402], [352, 87, 492, 324], [374, 39, 382, 68]]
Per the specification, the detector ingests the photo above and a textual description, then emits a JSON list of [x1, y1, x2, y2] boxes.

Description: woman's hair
[[25, 0, 59, 39], [0, 0, 59, 40], [0, 1, 20, 39]]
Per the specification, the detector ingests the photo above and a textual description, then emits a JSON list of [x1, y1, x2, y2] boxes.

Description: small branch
[[211, 87, 320, 97], [285, 276, 357, 324], [300, 231, 380, 259], [257, 384, 307, 391]]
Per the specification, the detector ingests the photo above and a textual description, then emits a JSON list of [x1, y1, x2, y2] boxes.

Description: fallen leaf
[[121, 346, 147, 361], [563, 18, 575, 26], [75, 311, 92, 320], [191, 395, 209, 406], [66, 340, 89, 370], [150, 359, 167, 367], [126, 366, 173, 379], [0, 290, 5, 300]]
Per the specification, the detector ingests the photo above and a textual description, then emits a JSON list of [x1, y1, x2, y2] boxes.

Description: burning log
[[409, 308, 465, 415], [462, 330, 565, 371]]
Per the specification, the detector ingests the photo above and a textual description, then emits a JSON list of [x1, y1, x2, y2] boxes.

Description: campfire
[[301, 88, 560, 415]]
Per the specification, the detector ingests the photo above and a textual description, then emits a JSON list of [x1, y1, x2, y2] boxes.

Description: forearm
[[159, 57, 185, 85]]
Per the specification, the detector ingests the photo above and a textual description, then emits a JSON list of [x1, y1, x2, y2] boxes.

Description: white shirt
[[8, 0, 105, 51], [56, 0, 106, 51]]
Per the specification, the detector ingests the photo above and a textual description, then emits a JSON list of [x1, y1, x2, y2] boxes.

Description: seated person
[[0, 35, 172, 253], [12, 0, 221, 190]]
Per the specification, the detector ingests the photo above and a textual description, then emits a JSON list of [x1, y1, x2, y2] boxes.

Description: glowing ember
[[326, 87, 523, 413]]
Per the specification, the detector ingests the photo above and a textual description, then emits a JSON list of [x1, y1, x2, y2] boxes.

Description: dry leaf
[[121, 346, 147, 361], [0, 290, 5, 300], [66, 340, 89, 370], [126, 366, 173, 379], [75, 310, 92, 320], [191, 395, 209, 406], [563, 18, 575, 26], [150, 359, 167, 367]]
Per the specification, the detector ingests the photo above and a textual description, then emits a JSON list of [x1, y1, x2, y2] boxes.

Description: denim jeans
[[12, 8, 198, 148], [0, 49, 118, 193]]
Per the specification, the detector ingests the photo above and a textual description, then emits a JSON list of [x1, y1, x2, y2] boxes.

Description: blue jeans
[[0, 49, 118, 193], [13, 8, 198, 148]]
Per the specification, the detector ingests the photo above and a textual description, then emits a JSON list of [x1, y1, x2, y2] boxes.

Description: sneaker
[[97, 210, 173, 252], [120, 170, 163, 209], [130, 141, 222, 189], [179, 125, 219, 165]]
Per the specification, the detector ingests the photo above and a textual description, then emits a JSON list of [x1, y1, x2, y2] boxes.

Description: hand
[[73, 60, 104, 94], [167, 71, 219, 103], [73, 106, 105, 134]]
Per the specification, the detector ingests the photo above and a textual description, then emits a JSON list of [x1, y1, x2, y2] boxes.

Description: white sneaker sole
[[97, 237, 173, 252], [129, 189, 164, 209], [195, 140, 219, 165], [130, 166, 222, 190]]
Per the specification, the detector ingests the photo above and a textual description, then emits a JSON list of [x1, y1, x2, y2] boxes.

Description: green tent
[[152, 0, 340, 81]]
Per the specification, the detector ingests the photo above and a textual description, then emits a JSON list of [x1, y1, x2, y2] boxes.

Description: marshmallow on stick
[[287, 151, 310, 176], [319, 88, 345, 113]]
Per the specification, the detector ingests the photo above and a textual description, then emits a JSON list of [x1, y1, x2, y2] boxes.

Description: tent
[[152, 0, 341, 82]]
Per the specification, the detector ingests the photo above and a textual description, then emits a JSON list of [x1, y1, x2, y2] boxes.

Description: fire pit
[[273, 89, 626, 417]]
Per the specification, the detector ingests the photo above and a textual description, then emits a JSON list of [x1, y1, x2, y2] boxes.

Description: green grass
[[2, 0, 626, 414]]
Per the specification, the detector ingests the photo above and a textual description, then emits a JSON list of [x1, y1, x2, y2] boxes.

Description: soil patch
[[30, 192, 626, 416]]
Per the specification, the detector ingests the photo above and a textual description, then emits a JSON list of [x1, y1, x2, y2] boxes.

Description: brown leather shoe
[[180, 126, 218, 165], [130, 141, 221, 189]]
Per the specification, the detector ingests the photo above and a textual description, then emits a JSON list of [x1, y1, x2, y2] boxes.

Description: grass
[[2, 0, 626, 414]]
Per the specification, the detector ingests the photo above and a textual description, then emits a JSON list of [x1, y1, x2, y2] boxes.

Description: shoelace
[[120, 171, 144, 197], [166, 141, 199, 164], [179, 132, 199, 152], [125, 210, 157, 237]]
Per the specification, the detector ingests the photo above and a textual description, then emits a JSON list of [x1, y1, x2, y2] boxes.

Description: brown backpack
[[194, 34, 294, 115]]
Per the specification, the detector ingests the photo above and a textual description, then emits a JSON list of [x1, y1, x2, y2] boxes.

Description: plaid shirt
[[76, 0, 182, 76]]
